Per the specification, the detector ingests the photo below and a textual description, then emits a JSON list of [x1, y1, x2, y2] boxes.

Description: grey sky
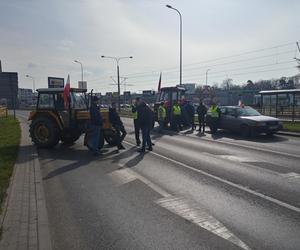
[[1, 0, 300, 93]]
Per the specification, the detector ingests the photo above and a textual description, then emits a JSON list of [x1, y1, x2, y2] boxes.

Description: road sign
[[48, 77, 64, 88]]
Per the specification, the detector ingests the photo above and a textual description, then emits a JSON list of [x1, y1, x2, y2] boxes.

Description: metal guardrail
[[0, 106, 8, 118]]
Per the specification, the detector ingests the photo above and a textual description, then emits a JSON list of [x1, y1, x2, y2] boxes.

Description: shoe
[[118, 144, 125, 150], [151, 143, 155, 146], [138, 148, 145, 153], [93, 150, 102, 156], [147, 147, 153, 151], [136, 142, 141, 146]]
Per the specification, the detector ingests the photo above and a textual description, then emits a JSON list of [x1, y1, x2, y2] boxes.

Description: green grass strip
[[283, 121, 300, 133], [0, 116, 21, 213]]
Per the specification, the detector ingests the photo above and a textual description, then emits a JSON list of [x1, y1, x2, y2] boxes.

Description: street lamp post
[[205, 69, 210, 85], [166, 4, 182, 86], [26, 74, 35, 92], [74, 60, 83, 82], [101, 56, 133, 111]]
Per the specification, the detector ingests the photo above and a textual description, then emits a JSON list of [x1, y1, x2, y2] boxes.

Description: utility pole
[[166, 4, 183, 86], [205, 69, 210, 85], [101, 56, 133, 111]]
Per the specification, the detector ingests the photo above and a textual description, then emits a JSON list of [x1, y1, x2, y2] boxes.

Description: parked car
[[206, 106, 283, 136]]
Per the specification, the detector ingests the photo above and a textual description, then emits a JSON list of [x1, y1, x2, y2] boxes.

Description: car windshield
[[71, 92, 87, 109], [236, 106, 261, 116]]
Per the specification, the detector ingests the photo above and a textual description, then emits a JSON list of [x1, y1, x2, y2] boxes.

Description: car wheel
[[240, 124, 250, 137]]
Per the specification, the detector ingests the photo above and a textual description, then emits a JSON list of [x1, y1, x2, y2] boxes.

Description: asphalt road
[[17, 111, 300, 250]]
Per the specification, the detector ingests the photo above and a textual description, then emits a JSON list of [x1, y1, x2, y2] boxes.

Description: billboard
[[78, 81, 87, 89], [48, 77, 64, 88]]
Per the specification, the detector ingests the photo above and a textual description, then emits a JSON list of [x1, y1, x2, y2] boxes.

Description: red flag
[[157, 72, 162, 92], [64, 75, 71, 109]]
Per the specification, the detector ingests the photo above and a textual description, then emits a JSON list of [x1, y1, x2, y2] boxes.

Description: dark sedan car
[[207, 106, 283, 136]]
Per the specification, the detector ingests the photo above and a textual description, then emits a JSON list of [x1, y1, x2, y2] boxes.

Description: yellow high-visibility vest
[[158, 105, 166, 120], [173, 105, 181, 115], [210, 106, 219, 118]]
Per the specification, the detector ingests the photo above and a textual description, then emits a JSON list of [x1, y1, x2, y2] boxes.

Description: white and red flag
[[64, 74, 71, 109]]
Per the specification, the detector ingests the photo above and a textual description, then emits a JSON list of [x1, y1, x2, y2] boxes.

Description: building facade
[[0, 72, 18, 108]]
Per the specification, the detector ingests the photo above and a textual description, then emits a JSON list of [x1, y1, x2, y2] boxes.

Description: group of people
[[87, 96, 154, 155], [87, 95, 220, 156], [87, 96, 127, 155], [157, 100, 209, 133]]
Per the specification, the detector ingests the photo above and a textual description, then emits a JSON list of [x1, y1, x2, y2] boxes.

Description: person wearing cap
[[88, 96, 103, 155]]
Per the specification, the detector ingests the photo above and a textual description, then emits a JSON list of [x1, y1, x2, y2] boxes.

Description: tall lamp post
[[101, 55, 133, 111], [166, 4, 183, 86], [205, 69, 210, 85], [26, 74, 36, 92], [74, 60, 83, 82]]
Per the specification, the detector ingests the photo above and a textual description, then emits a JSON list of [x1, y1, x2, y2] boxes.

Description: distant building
[[0, 65, 18, 108], [18, 88, 35, 106]]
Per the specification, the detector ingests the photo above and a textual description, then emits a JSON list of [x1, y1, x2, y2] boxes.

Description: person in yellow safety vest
[[172, 101, 182, 132], [131, 97, 141, 146], [208, 103, 221, 134], [158, 102, 166, 133]]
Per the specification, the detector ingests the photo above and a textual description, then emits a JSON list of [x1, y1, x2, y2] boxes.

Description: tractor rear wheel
[[30, 117, 60, 148]]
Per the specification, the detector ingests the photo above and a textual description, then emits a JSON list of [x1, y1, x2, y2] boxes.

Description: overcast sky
[[1, 0, 300, 93]]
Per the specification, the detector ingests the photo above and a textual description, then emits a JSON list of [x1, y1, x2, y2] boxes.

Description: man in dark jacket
[[89, 96, 103, 155], [109, 102, 127, 150], [137, 101, 153, 153], [197, 102, 207, 133], [185, 101, 196, 131], [131, 97, 141, 146]]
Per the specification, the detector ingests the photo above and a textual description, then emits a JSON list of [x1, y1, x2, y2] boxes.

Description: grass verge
[[0, 116, 21, 214], [283, 121, 300, 133]]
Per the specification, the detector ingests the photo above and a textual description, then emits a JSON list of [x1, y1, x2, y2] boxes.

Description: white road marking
[[124, 141, 300, 213], [217, 155, 258, 163], [177, 130, 300, 159], [281, 172, 300, 179], [156, 196, 251, 250], [108, 167, 137, 186], [110, 165, 171, 197], [109, 165, 250, 249]]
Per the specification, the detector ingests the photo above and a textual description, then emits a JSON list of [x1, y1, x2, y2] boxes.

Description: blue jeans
[[141, 127, 151, 150], [158, 119, 164, 132], [90, 125, 101, 152]]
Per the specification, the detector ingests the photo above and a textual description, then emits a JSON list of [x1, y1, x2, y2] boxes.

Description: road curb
[[33, 151, 53, 250]]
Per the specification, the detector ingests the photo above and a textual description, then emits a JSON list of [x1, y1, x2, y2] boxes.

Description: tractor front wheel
[[30, 117, 60, 148]]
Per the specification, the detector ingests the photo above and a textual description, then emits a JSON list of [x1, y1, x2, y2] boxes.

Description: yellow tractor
[[28, 88, 117, 148]]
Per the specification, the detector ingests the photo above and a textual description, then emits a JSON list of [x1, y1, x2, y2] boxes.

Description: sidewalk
[[0, 118, 52, 250]]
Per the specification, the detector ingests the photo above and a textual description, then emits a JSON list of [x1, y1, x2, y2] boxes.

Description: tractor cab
[[154, 86, 186, 122]]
